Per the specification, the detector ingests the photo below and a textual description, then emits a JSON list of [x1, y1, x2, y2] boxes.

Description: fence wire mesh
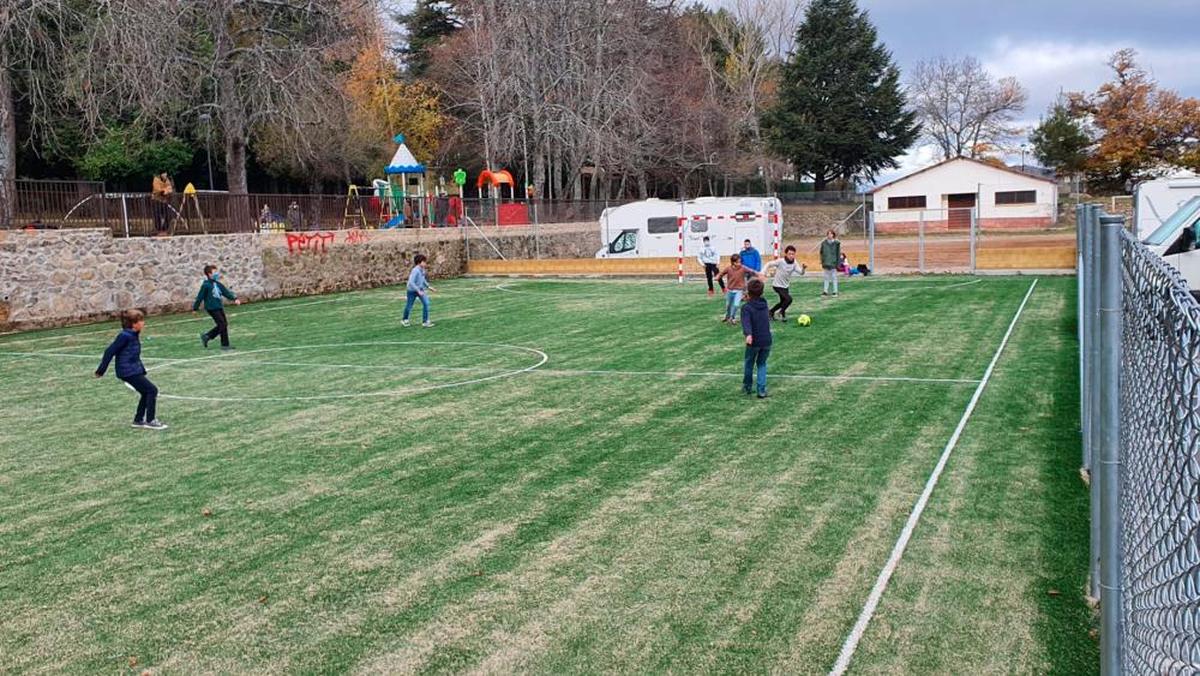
[[1079, 203, 1200, 674], [1116, 227, 1200, 674]]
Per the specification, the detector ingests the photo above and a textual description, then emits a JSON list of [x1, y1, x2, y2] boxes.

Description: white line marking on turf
[[531, 368, 980, 385], [0, 349, 979, 386], [0, 296, 347, 346], [828, 278, 1038, 676], [143, 341, 549, 402]]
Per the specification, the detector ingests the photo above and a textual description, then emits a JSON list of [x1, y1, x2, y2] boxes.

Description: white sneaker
[[401, 319, 410, 327], [139, 420, 168, 430], [422, 321, 435, 328]]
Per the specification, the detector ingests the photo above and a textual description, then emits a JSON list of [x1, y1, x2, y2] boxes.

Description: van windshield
[[1144, 196, 1200, 245]]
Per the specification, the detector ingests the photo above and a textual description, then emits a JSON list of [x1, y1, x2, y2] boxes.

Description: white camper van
[[1142, 195, 1200, 293], [596, 197, 783, 261], [1133, 177, 1200, 240]]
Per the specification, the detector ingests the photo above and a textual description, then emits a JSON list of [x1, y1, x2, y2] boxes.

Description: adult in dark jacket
[[741, 278, 773, 398], [95, 309, 167, 429], [820, 229, 841, 297], [193, 264, 241, 349]]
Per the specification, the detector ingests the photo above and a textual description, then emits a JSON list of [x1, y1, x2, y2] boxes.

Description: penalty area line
[[828, 278, 1039, 676]]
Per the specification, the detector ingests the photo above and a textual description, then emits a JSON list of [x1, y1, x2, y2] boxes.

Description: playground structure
[[478, 168, 529, 226]]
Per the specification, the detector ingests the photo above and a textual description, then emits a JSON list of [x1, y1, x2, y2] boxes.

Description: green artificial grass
[[0, 275, 1097, 673]]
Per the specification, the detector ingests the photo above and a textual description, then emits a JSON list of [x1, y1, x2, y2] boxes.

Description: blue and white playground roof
[[384, 134, 425, 175]]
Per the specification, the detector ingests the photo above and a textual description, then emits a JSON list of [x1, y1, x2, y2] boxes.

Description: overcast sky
[[393, 1, 1200, 180], [852, 0, 1200, 178]]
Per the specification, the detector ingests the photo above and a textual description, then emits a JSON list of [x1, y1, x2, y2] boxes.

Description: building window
[[995, 190, 1037, 205], [887, 195, 927, 210], [647, 217, 679, 234]]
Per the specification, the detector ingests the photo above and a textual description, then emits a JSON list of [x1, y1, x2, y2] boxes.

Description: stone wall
[[0, 223, 596, 332]]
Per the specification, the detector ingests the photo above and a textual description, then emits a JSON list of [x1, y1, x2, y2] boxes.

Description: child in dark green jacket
[[193, 264, 241, 349]]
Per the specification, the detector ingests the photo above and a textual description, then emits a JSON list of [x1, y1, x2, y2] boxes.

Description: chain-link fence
[[1077, 203, 1200, 674]]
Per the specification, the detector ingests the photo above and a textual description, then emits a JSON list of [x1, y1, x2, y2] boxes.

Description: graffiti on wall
[[344, 229, 369, 245], [286, 232, 335, 254]]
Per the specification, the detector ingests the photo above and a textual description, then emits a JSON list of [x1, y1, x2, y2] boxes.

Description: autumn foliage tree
[[1070, 49, 1200, 190]]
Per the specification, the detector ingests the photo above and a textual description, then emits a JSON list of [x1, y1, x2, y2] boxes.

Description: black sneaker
[[200, 332, 209, 348], [143, 419, 168, 430], [742, 388, 752, 395], [221, 346, 236, 351], [131, 420, 146, 429]]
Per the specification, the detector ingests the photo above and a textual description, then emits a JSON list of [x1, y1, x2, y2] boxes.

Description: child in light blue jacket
[[402, 254, 437, 327]]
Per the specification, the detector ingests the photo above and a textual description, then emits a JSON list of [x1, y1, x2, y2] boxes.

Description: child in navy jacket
[[741, 278, 773, 399], [95, 309, 166, 430]]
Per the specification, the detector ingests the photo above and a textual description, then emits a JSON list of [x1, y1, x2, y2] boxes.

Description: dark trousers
[[770, 286, 793, 318], [205, 309, 230, 347], [704, 263, 725, 292], [152, 200, 171, 233], [121, 373, 158, 423]]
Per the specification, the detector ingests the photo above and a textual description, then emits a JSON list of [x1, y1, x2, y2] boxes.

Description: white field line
[[828, 278, 1039, 676], [0, 296, 347, 346], [0, 349, 979, 386]]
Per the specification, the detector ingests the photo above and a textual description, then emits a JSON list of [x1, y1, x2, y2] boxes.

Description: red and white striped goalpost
[[677, 216, 685, 284]]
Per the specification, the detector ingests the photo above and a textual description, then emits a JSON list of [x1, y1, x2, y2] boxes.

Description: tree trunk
[[813, 170, 828, 193], [225, 132, 248, 194], [0, 66, 15, 228], [637, 173, 648, 199]]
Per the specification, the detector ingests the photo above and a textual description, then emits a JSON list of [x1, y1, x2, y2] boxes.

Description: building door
[[947, 193, 976, 230]]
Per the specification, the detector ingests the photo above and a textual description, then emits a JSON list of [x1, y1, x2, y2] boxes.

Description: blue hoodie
[[96, 328, 146, 379], [740, 246, 762, 273], [407, 265, 429, 293]]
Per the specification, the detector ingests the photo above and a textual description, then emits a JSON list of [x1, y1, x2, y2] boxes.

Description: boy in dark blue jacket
[[741, 278, 773, 399], [193, 264, 240, 349], [95, 309, 167, 430]]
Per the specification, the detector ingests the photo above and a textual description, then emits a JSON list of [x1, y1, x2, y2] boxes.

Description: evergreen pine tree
[[764, 0, 918, 191], [397, 0, 461, 78], [1029, 100, 1091, 176]]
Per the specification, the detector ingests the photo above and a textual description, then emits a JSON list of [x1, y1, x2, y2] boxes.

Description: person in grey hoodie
[[697, 236, 724, 296]]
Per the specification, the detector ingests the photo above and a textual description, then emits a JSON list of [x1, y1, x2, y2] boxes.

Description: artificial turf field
[[0, 275, 1098, 674]]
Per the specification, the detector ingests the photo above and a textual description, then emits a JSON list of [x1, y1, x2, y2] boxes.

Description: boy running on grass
[[194, 264, 240, 350], [762, 245, 807, 322], [820, 229, 841, 297], [698, 236, 724, 297], [95, 309, 166, 430], [716, 253, 750, 323], [402, 253, 437, 327], [741, 278, 772, 399]]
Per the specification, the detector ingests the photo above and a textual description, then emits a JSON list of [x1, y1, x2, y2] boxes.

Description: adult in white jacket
[[697, 237, 724, 296]]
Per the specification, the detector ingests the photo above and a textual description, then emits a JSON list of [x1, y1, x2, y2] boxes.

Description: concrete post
[[1098, 212, 1125, 675], [918, 211, 925, 273], [969, 207, 977, 273], [868, 211, 876, 274]]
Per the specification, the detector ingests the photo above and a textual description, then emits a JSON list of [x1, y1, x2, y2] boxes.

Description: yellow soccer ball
[[797, 314, 812, 326]]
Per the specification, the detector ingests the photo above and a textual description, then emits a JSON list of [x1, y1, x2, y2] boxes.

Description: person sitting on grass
[[95, 309, 167, 430], [741, 278, 772, 399], [402, 253, 437, 328], [193, 264, 240, 350]]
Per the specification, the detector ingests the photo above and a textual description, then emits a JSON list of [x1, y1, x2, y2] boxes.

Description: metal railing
[[0, 180, 642, 236], [1077, 203, 1200, 674]]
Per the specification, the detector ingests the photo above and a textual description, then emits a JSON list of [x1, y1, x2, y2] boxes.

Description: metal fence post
[[918, 210, 925, 273], [868, 211, 875, 274], [1087, 204, 1102, 602], [1098, 212, 1125, 674], [969, 207, 977, 273]]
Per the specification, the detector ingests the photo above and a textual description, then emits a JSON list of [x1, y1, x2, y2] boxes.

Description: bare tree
[[908, 55, 1027, 160], [0, 0, 82, 221], [80, 0, 362, 194]]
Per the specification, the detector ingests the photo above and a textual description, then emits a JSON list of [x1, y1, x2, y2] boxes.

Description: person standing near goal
[[762, 245, 806, 321], [697, 236, 724, 297], [820, 229, 841, 297]]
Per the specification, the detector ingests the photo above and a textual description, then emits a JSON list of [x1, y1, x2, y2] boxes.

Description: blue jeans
[[743, 346, 770, 396], [403, 290, 429, 322], [725, 290, 743, 319]]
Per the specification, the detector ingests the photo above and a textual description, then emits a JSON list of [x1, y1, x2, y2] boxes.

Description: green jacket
[[193, 278, 236, 311], [820, 238, 841, 269]]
